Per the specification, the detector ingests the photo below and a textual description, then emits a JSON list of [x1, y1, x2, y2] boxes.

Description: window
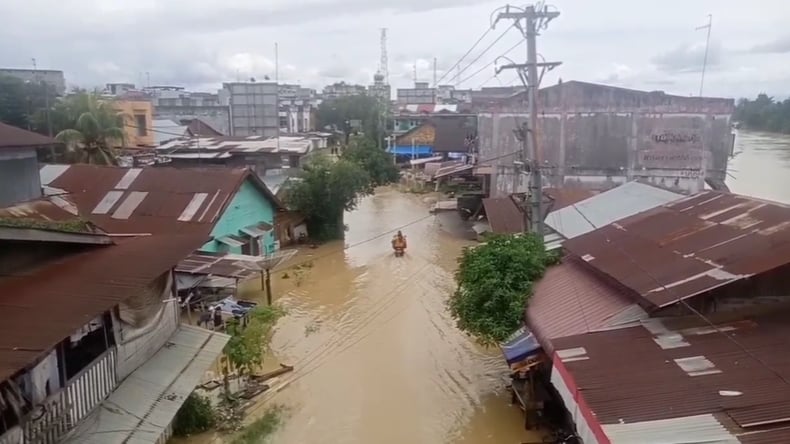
[[289, 155, 300, 168], [135, 114, 147, 136]]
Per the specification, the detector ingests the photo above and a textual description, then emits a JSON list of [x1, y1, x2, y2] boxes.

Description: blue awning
[[390, 145, 433, 155], [500, 326, 542, 365]]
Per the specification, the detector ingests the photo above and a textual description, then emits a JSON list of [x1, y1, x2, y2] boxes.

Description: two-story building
[[39, 164, 284, 255]]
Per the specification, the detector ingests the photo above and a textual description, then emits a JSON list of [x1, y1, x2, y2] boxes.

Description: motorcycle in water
[[391, 233, 407, 257]]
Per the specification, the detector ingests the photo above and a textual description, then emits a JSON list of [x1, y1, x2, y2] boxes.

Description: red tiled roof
[[0, 122, 55, 149], [551, 313, 790, 441], [563, 191, 790, 308], [526, 260, 645, 354], [482, 197, 524, 234], [40, 165, 281, 235], [0, 233, 208, 381]]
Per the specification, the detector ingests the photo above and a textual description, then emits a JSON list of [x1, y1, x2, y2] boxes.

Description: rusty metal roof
[[39, 164, 280, 235], [482, 197, 524, 234], [0, 122, 55, 149], [526, 260, 646, 354], [543, 188, 597, 212], [0, 233, 207, 381], [563, 191, 790, 308], [0, 195, 104, 234], [551, 313, 790, 442]]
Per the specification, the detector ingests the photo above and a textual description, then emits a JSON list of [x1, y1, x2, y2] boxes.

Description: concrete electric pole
[[492, 3, 561, 237]]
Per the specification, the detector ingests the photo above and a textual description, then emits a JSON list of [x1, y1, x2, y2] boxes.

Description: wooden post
[[265, 268, 273, 306]]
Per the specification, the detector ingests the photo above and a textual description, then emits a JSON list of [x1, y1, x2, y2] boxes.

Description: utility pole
[[493, 4, 561, 237], [696, 15, 712, 97]]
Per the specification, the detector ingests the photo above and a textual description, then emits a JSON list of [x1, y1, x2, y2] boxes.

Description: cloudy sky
[[3, 0, 788, 99]]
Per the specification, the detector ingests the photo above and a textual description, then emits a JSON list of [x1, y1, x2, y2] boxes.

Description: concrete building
[[0, 68, 66, 95], [146, 86, 231, 136], [0, 123, 54, 206], [105, 83, 136, 95], [477, 81, 735, 197], [322, 82, 367, 99], [278, 84, 318, 134], [112, 99, 155, 148], [396, 81, 435, 105], [220, 82, 279, 137]]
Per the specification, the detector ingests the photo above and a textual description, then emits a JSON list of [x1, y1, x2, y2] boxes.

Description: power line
[[568, 204, 790, 388], [458, 40, 523, 87], [445, 24, 516, 86], [435, 27, 494, 85]]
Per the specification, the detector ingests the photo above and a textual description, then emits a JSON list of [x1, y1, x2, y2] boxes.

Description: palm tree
[[54, 92, 125, 165]]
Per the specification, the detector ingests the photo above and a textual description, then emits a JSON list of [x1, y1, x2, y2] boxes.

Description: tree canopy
[[0, 74, 55, 132], [734, 94, 790, 134], [50, 92, 126, 165], [315, 95, 385, 145], [448, 234, 558, 344], [341, 136, 399, 186], [286, 155, 372, 240]]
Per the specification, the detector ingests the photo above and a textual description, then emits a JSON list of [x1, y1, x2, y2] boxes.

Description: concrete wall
[[202, 179, 277, 255], [223, 82, 279, 137], [0, 149, 41, 206], [114, 100, 155, 147], [478, 81, 734, 197]]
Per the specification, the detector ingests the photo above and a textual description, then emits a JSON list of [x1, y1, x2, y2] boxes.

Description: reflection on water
[[727, 131, 790, 204], [208, 189, 535, 444]]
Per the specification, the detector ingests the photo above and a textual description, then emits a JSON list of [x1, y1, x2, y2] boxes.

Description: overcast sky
[[3, 0, 788, 99]]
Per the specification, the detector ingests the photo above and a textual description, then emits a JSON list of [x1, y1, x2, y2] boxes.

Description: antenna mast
[[380, 28, 389, 84]]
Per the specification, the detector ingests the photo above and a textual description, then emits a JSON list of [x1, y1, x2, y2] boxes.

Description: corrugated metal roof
[[545, 181, 683, 240], [602, 414, 738, 444], [64, 325, 230, 444], [39, 164, 280, 236], [526, 260, 646, 354], [176, 251, 262, 279], [482, 196, 524, 234], [563, 191, 790, 308], [0, 233, 208, 381], [157, 135, 316, 154], [0, 122, 55, 149], [543, 188, 597, 212], [551, 312, 790, 441]]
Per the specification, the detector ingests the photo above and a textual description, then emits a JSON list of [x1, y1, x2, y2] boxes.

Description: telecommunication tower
[[380, 28, 389, 84]]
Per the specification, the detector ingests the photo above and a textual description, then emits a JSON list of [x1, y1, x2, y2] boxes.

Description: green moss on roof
[[0, 217, 93, 234]]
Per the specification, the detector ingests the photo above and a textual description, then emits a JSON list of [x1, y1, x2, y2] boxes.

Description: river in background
[[727, 130, 790, 203]]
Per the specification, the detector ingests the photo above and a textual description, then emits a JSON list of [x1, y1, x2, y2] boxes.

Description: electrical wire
[[458, 40, 523, 88], [445, 24, 517, 86], [435, 27, 494, 85], [568, 204, 790, 388]]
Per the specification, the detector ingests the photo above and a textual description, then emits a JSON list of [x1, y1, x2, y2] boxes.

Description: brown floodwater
[[181, 188, 539, 443]]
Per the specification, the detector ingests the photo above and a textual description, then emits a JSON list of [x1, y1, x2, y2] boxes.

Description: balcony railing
[[23, 348, 117, 444]]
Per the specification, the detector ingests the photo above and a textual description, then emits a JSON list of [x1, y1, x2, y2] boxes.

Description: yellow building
[[112, 99, 155, 148]]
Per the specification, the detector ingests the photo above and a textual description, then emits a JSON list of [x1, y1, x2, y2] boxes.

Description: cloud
[[651, 41, 722, 73], [749, 35, 790, 53]]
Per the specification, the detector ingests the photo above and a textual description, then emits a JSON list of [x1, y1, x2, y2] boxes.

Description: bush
[[231, 406, 284, 444], [448, 234, 558, 344], [173, 392, 216, 436]]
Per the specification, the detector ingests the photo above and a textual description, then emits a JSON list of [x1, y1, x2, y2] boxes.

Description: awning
[[390, 145, 433, 156], [216, 234, 246, 247], [409, 155, 443, 166], [500, 327, 542, 369], [64, 326, 230, 444], [434, 163, 474, 179], [177, 252, 261, 280], [175, 272, 206, 291], [240, 222, 273, 238]]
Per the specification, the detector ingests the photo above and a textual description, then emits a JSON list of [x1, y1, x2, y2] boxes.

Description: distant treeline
[[734, 94, 790, 134]]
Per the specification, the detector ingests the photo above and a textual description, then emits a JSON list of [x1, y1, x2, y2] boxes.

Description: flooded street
[[256, 189, 531, 443]]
